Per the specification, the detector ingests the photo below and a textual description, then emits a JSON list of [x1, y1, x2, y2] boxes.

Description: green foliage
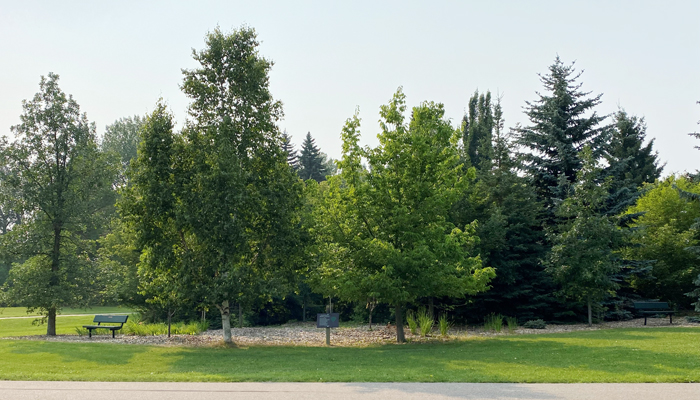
[[462, 90, 494, 170], [297, 132, 327, 182], [548, 147, 624, 325], [438, 313, 452, 336], [281, 130, 298, 170], [101, 115, 145, 184], [121, 320, 208, 336], [0, 73, 118, 334], [624, 176, 700, 306], [516, 57, 610, 220], [523, 319, 547, 329], [506, 316, 518, 333], [417, 308, 434, 337], [307, 89, 494, 342], [406, 310, 418, 335], [484, 313, 503, 332]]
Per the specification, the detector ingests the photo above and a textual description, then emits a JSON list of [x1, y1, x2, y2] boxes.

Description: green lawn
[[0, 316, 95, 337], [0, 306, 133, 318], [1, 328, 700, 382]]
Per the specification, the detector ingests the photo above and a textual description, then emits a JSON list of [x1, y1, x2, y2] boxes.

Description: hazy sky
[[1, 1, 698, 173]]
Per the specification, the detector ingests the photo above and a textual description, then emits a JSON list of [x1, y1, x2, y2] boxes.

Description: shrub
[[406, 310, 418, 335], [523, 319, 547, 329], [438, 313, 452, 337], [417, 308, 434, 337], [121, 320, 208, 336], [484, 313, 503, 332], [686, 316, 700, 324], [506, 316, 518, 333]]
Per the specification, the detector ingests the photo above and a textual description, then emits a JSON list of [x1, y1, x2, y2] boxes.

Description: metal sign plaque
[[316, 313, 339, 328]]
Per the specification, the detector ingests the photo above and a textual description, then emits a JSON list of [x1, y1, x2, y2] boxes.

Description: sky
[[1, 1, 698, 173]]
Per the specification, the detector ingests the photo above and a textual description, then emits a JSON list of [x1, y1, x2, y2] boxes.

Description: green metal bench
[[82, 315, 128, 338], [633, 301, 675, 325]]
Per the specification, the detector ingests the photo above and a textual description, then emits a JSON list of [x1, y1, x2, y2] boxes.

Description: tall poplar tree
[[462, 90, 494, 170], [0, 73, 116, 335]]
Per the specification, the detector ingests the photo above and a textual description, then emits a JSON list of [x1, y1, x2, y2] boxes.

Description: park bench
[[83, 315, 128, 338], [633, 301, 675, 325]]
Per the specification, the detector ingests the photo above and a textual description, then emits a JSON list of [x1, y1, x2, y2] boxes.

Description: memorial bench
[[633, 301, 675, 325], [82, 315, 128, 338]]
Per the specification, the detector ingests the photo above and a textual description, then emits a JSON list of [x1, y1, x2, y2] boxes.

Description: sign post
[[317, 297, 339, 346]]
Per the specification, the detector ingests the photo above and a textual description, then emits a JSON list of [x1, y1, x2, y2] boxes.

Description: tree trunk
[[47, 307, 57, 336], [219, 300, 232, 343], [47, 224, 62, 336], [368, 306, 373, 330], [394, 304, 405, 343], [302, 299, 306, 322], [587, 295, 592, 327], [238, 303, 243, 328], [167, 308, 172, 338]]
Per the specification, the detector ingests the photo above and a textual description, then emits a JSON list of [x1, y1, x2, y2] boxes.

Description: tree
[[516, 57, 610, 220], [623, 176, 700, 306], [297, 132, 327, 182], [178, 27, 302, 342], [0, 73, 117, 335], [462, 90, 494, 170], [453, 99, 555, 322], [604, 110, 663, 215], [308, 89, 494, 342], [102, 115, 145, 173], [548, 147, 624, 326], [281, 130, 299, 170]]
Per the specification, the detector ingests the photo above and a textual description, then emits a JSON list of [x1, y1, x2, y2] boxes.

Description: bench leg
[[88, 329, 92, 338], [112, 329, 115, 338], [670, 314, 673, 324], [644, 317, 647, 326]]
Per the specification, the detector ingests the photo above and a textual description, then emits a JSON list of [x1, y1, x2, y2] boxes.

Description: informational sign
[[316, 313, 339, 328]]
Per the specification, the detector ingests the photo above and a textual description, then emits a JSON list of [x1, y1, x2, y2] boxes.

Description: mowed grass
[[0, 316, 95, 337], [1, 328, 700, 382], [0, 306, 133, 318]]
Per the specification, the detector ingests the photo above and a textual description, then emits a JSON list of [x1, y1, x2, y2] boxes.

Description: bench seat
[[83, 315, 128, 338], [633, 302, 674, 325]]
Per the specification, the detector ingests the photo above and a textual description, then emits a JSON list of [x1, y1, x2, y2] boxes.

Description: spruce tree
[[281, 130, 299, 170], [604, 110, 663, 214], [298, 132, 327, 182], [516, 57, 610, 220]]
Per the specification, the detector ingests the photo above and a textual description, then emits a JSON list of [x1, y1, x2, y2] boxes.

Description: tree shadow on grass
[[6, 340, 149, 365], [162, 328, 700, 383]]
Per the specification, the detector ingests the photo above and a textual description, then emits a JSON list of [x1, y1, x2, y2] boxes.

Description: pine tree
[[462, 90, 494, 170], [516, 57, 610, 221], [604, 110, 663, 214], [281, 130, 298, 170], [298, 132, 327, 182]]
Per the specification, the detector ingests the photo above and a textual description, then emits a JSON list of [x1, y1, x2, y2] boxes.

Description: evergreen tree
[[462, 90, 494, 170], [548, 147, 624, 326], [516, 57, 610, 221], [452, 100, 555, 322], [604, 110, 663, 214], [297, 132, 327, 182], [281, 130, 298, 170]]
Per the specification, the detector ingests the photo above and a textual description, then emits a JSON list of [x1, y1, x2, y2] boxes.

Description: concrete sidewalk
[[0, 381, 697, 400]]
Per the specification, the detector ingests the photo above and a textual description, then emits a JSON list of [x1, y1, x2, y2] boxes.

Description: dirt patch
[[4, 317, 698, 347]]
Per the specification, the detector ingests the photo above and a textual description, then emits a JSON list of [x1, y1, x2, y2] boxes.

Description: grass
[[1, 328, 700, 382], [121, 320, 208, 336], [484, 313, 503, 332], [417, 309, 434, 337], [0, 306, 133, 318], [0, 316, 95, 337]]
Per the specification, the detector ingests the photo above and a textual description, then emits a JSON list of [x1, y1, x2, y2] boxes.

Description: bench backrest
[[93, 315, 129, 324], [633, 301, 670, 310]]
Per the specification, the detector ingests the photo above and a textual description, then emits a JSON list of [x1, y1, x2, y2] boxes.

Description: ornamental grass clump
[[438, 313, 452, 337], [417, 308, 434, 337], [122, 320, 208, 336], [406, 310, 418, 335], [484, 313, 503, 332], [506, 316, 518, 334]]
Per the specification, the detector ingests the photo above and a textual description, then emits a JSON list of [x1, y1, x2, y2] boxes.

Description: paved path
[[0, 382, 697, 400]]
